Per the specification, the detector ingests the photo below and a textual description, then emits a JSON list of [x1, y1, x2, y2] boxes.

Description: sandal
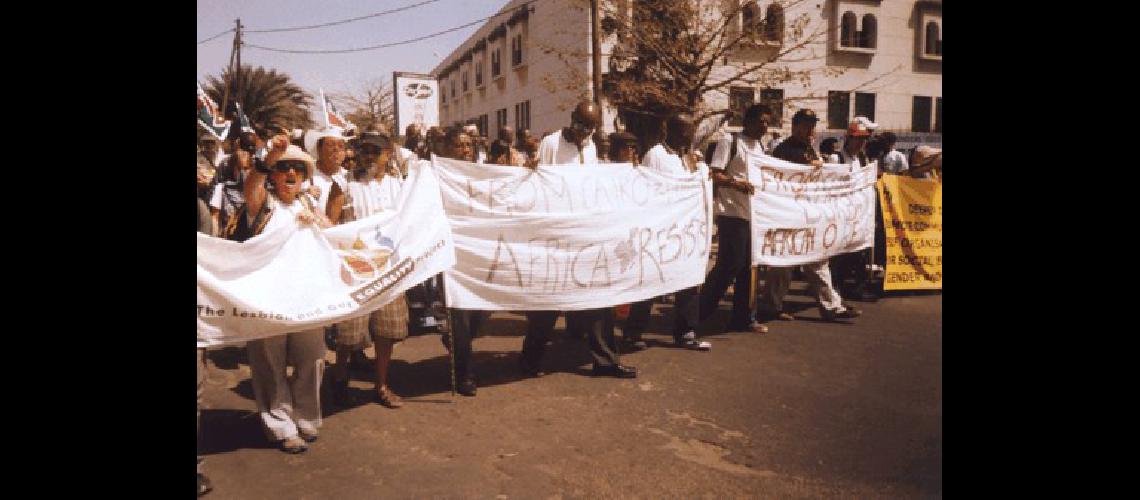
[[375, 386, 404, 409], [677, 332, 712, 351], [280, 437, 308, 454]]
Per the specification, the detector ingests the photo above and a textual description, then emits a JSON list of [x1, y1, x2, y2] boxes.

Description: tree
[[537, 0, 855, 144], [327, 79, 394, 134], [205, 65, 314, 133]]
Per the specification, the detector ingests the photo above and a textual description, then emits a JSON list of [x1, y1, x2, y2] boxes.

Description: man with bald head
[[520, 101, 636, 379], [536, 101, 601, 165]]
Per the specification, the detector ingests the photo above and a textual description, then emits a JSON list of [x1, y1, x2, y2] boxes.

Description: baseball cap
[[791, 109, 819, 125], [847, 120, 872, 137]]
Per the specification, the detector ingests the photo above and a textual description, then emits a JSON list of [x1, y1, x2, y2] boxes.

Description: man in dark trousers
[[764, 109, 861, 322], [697, 104, 772, 334], [519, 101, 637, 379]]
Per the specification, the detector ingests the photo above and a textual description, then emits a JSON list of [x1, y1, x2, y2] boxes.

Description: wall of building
[[433, 0, 941, 146]]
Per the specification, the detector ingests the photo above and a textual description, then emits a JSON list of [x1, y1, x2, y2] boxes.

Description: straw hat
[[913, 145, 942, 169], [274, 144, 316, 180]]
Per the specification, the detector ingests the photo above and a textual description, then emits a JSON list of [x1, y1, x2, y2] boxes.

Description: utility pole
[[221, 18, 241, 122], [590, 0, 602, 109]]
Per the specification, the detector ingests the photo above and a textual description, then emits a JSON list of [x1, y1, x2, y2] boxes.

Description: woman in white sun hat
[[237, 134, 333, 454]]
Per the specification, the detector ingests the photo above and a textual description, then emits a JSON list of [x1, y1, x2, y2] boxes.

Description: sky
[[197, 0, 510, 99]]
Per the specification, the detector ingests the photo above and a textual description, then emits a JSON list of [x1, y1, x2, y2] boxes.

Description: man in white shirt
[[626, 113, 710, 351], [697, 104, 772, 334], [878, 132, 908, 175], [520, 101, 637, 379], [304, 127, 350, 214]]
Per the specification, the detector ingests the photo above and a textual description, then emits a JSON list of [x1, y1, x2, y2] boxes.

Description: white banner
[[747, 151, 877, 266], [393, 72, 439, 135], [196, 161, 455, 347], [434, 156, 714, 311]]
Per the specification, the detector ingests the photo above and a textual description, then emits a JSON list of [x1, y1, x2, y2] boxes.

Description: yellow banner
[[877, 175, 942, 290]]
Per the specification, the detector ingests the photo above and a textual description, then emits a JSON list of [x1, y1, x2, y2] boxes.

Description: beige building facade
[[433, 0, 941, 148]]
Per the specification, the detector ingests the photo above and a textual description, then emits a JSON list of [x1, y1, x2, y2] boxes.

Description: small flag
[[320, 88, 355, 132], [197, 82, 231, 141], [234, 102, 254, 134]]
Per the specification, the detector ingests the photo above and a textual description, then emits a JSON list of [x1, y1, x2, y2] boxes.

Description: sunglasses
[[272, 161, 308, 174]]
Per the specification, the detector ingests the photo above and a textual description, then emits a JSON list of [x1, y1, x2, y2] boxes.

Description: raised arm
[[242, 135, 290, 218]]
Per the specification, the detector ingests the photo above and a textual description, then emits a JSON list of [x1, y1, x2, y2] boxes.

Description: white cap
[[854, 116, 879, 131]]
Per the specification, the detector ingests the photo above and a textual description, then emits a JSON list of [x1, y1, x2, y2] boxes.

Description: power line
[[244, 0, 538, 55], [245, 0, 442, 34], [198, 28, 235, 45]]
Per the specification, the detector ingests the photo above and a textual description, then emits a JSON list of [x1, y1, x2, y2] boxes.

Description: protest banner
[[877, 175, 942, 290], [747, 151, 878, 266], [433, 156, 714, 311], [196, 160, 455, 347]]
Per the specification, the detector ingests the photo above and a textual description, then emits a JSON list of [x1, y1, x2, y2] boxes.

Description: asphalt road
[[199, 284, 942, 498]]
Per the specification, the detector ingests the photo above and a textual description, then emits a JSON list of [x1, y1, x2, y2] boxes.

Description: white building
[[433, 0, 941, 148]]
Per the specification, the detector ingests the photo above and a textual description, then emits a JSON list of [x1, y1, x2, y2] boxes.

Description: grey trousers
[[762, 261, 846, 314], [247, 330, 326, 441]]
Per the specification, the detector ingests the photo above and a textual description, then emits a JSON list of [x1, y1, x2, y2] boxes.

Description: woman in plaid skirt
[[326, 126, 410, 409]]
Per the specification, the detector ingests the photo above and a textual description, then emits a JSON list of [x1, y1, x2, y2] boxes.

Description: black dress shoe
[[519, 358, 543, 378], [458, 377, 477, 397], [592, 364, 637, 378]]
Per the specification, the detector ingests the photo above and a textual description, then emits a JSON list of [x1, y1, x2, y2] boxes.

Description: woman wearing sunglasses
[[240, 135, 332, 454]]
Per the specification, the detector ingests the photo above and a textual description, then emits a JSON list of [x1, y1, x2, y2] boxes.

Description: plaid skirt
[[334, 295, 409, 349], [369, 294, 409, 341]]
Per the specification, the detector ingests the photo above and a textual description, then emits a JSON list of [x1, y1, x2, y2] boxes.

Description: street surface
[[200, 281, 941, 499]]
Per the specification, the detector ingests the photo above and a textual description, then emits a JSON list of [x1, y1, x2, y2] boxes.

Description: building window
[[514, 100, 530, 131], [440, 79, 447, 104], [854, 92, 875, 123], [475, 60, 484, 88], [828, 91, 850, 130], [765, 4, 784, 42], [912, 96, 932, 132], [860, 14, 877, 49], [840, 11, 858, 47], [925, 22, 942, 56], [450, 78, 456, 99], [491, 49, 502, 78], [759, 88, 783, 128], [742, 2, 759, 37], [729, 86, 755, 127], [496, 108, 508, 135], [479, 114, 489, 137], [511, 34, 525, 67], [934, 97, 942, 133], [462, 70, 469, 93]]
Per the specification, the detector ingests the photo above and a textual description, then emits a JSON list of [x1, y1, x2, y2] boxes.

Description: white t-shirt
[[537, 130, 597, 165], [882, 149, 909, 175], [208, 183, 226, 210], [709, 132, 765, 220], [641, 144, 690, 176], [309, 167, 348, 215], [261, 195, 309, 235], [396, 147, 417, 177], [344, 173, 404, 219]]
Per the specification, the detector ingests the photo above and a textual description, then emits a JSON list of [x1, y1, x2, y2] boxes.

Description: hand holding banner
[[196, 160, 455, 347]]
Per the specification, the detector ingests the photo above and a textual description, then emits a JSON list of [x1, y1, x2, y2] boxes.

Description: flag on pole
[[234, 102, 254, 134], [320, 88, 355, 132], [197, 82, 231, 141]]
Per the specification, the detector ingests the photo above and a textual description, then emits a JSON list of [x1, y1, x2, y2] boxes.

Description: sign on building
[[393, 72, 439, 136]]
